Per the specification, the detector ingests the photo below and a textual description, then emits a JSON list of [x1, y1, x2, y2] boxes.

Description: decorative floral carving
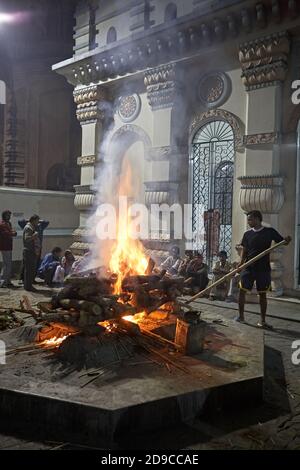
[[243, 132, 279, 146], [190, 109, 243, 149], [77, 155, 96, 166], [197, 72, 231, 108], [118, 94, 141, 122]]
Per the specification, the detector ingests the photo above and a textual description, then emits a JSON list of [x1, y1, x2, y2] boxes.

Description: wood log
[[58, 299, 103, 316]]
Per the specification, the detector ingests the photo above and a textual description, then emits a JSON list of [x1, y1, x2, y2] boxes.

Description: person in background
[[18, 218, 49, 275], [209, 251, 232, 301], [38, 246, 62, 286], [226, 244, 243, 303], [177, 250, 194, 277], [0, 210, 17, 288], [185, 252, 209, 294], [160, 246, 182, 276], [23, 215, 41, 291], [52, 250, 75, 285]]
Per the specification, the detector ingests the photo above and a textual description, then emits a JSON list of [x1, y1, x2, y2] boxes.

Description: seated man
[[209, 250, 232, 301], [38, 246, 62, 286], [185, 252, 209, 294], [160, 246, 182, 276]]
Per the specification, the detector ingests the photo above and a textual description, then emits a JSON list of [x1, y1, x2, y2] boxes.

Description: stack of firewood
[[32, 272, 185, 333]]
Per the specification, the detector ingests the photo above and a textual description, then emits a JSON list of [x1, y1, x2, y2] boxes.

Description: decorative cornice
[[53, 1, 299, 87], [243, 132, 279, 146], [77, 155, 96, 166], [239, 31, 290, 90]]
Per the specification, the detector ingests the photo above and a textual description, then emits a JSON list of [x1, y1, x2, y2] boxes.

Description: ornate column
[[3, 88, 25, 187], [71, 84, 108, 255], [238, 32, 290, 296], [143, 64, 186, 259]]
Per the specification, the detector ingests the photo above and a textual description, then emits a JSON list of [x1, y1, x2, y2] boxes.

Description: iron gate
[[190, 120, 234, 266]]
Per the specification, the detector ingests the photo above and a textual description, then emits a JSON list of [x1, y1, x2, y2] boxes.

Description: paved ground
[[0, 284, 299, 450]]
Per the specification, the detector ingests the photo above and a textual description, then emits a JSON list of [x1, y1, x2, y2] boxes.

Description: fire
[[109, 162, 148, 294], [40, 335, 69, 348], [123, 312, 146, 324]]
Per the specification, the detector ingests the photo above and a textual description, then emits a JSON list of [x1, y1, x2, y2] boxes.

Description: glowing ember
[[40, 335, 69, 348], [98, 320, 117, 332], [109, 163, 148, 294], [122, 312, 146, 324]]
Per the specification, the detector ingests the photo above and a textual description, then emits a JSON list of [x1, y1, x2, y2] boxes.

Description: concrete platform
[[0, 312, 264, 447]]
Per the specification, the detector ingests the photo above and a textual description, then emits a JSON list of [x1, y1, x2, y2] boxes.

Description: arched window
[[190, 120, 234, 265], [106, 26, 117, 44], [164, 3, 177, 22]]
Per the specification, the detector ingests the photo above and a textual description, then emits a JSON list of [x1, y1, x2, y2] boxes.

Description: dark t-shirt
[[241, 227, 284, 272]]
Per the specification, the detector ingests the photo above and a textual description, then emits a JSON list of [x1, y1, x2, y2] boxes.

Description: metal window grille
[[190, 120, 234, 267]]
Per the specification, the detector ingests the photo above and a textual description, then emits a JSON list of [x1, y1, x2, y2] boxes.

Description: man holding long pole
[[237, 210, 291, 328]]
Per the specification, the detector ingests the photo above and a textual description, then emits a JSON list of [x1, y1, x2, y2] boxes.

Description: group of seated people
[[159, 245, 241, 301], [37, 244, 240, 301], [37, 247, 75, 286]]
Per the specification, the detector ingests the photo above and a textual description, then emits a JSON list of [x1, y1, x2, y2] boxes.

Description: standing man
[[0, 210, 17, 288], [237, 210, 291, 328], [23, 215, 41, 292], [18, 218, 49, 276]]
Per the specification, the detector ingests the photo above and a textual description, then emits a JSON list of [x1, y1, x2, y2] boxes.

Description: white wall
[[0, 187, 79, 261]]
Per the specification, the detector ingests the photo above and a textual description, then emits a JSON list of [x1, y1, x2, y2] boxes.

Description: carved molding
[[144, 64, 179, 110], [77, 155, 96, 166], [243, 132, 279, 146], [73, 85, 109, 124], [239, 32, 290, 90], [238, 175, 284, 214], [190, 109, 244, 149], [73, 184, 96, 211], [73, 85, 108, 104]]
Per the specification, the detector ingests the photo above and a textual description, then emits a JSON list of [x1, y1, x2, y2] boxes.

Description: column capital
[[144, 63, 181, 110], [73, 84, 110, 124], [239, 31, 290, 90]]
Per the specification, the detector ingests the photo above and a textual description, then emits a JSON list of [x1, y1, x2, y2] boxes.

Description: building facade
[[53, 0, 300, 296]]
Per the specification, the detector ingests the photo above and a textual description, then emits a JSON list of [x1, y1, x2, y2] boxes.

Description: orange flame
[[40, 335, 69, 348], [109, 162, 148, 294]]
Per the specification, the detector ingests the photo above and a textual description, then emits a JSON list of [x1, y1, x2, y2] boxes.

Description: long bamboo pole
[[183, 239, 288, 305]]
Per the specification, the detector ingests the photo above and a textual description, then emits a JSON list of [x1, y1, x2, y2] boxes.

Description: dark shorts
[[239, 269, 271, 293]]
